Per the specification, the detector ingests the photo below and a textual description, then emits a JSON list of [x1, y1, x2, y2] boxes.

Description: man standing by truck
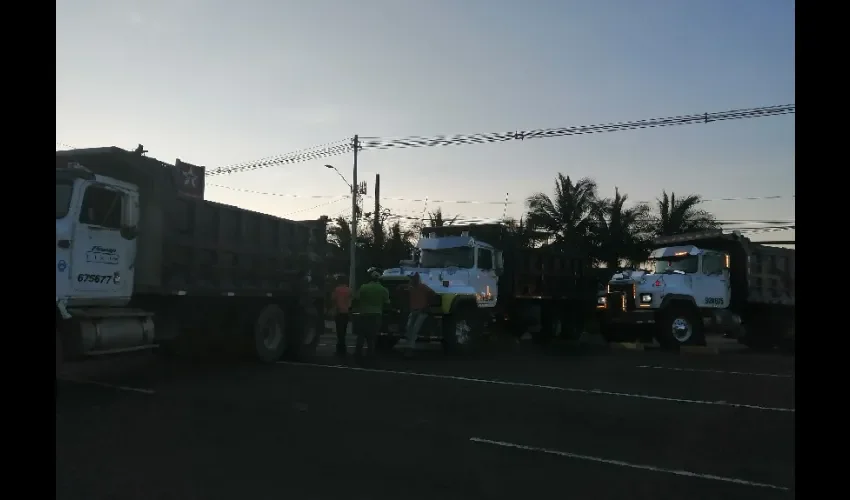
[[330, 276, 352, 356], [404, 273, 434, 358], [354, 270, 390, 365]]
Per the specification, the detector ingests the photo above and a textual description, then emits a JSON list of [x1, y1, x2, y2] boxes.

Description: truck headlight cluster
[[597, 296, 607, 305], [640, 294, 652, 303]]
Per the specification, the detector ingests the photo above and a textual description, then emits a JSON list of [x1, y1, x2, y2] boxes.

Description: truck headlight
[[597, 296, 607, 305], [640, 294, 652, 303]]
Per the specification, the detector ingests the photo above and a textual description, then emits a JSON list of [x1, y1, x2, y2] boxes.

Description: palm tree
[[594, 187, 652, 269], [427, 208, 458, 227], [525, 174, 600, 252], [327, 216, 353, 254], [651, 191, 720, 237], [382, 221, 416, 268], [503, 216, 543, 249]]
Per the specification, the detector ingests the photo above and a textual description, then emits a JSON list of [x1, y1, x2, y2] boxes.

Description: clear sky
[[56, 0, 795, 244]]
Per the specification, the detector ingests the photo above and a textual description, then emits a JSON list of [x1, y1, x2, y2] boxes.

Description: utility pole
[[349, 135, 359, 291], [373, 174, 382, 263]]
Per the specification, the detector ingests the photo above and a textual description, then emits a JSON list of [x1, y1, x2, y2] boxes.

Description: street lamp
[[326, 164, 357, 290], [325, 164, 352, 190]]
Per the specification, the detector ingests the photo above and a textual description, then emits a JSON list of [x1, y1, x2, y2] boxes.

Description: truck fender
[[448, 295, 477, 315]]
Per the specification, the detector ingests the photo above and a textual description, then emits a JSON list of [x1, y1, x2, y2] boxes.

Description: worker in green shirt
[[353, 269, 390, 364]]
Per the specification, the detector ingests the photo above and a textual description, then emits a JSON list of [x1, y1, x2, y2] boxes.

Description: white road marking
[[59, 378, 156, 395], [469, 437, 789, 491], [277, 362, 795, 413], [636, 365, 794, 378]]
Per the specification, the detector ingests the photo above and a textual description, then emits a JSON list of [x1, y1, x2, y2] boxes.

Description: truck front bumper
[[596, 308, 657, 326]]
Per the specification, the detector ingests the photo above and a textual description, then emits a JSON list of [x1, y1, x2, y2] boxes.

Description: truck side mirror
[[495, 251, 504, 276], [121, 193, 140, 240]]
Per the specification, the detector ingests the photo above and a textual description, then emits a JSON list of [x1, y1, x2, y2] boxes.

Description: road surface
[[56, 335, 795, 500]]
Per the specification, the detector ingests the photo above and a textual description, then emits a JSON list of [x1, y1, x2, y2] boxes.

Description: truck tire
[[740, 316, 776, 352], [599, 322, 618, 343], [442, 306, 482, 354], [656, 305, 705, 349], [284, 304, 322, 360], [533, 310, 561, 345], [250, 304, 289, 363]]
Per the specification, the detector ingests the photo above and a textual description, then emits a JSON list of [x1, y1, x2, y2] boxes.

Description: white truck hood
[[382, 267, 476, 295]]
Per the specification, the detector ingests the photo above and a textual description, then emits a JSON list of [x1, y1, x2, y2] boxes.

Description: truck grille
[[607, 283, 636, 311]]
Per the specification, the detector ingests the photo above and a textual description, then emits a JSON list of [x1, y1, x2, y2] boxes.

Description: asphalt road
[[56, 335, 795, 500]]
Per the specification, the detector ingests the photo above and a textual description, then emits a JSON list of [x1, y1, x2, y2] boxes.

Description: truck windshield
[[420, 247, 474, 268], [57, 180, 73, 219], [650, 255, 699, 274]]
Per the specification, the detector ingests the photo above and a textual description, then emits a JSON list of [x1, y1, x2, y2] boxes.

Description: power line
[[206, 103, 793, 177], [207, 183, 344, 200], [359, 104, 795, 151], [208, 183, 795, 206], [211, 138, 351, 175], [206, 139, 354, 177], [282, 196, 349, 217], [382, 210, 794, 229]]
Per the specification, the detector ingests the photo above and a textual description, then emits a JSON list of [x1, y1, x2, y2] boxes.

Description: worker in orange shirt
[[404, 273, 435, 358], [330, 276, 352, 356]]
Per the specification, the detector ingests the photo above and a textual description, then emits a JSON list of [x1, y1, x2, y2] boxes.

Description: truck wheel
[[533, 312, 561, 345], [284, 305, 322, 360], [599, 322, 618, 343], [442, 307, 481, 354], [740, 316, 776, 351], [657, 306, 705, 349], [251, 304, 288, 363]]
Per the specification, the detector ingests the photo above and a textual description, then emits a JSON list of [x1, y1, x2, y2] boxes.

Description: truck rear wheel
[[656, 305, 705, 349], [251, 304, 288, 363], [283, 304, 322, 360], [533, 310, 561, 345]]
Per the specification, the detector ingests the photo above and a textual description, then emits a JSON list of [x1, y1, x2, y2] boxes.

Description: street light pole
[[349, 135, 359, 291]]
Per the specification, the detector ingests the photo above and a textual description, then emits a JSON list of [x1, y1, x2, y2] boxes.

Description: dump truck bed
[[56, 147, 327, 297]]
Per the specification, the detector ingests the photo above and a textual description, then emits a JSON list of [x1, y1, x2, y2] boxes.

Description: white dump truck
[[56, 146, 327, 380], [377, 224, 595, 352], [596, 230, 795, 351]]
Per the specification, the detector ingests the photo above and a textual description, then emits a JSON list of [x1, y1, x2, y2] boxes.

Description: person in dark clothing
[[330, 276, 352, 355], [353, 270, 390, 365]]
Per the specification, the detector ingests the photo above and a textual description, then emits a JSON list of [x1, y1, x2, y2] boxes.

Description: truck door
[[695, 253, 730, 309], [70, 182, 135, 299]]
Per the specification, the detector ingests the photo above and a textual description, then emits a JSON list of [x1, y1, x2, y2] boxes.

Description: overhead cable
[[358, 104, 795, 151]]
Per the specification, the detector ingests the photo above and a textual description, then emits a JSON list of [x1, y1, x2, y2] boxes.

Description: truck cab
[[379, 229, 504, 351], [598, 231, 742, 348], [56, 162, 140, 310]]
